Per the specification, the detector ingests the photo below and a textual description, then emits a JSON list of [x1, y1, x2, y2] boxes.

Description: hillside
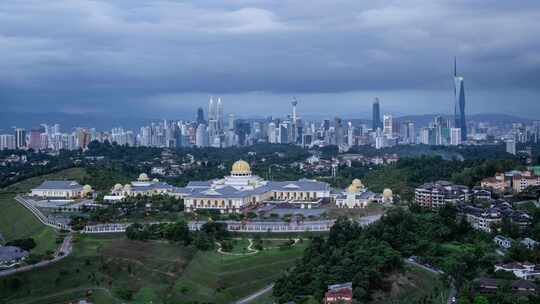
[[0, 167, 88, 254]]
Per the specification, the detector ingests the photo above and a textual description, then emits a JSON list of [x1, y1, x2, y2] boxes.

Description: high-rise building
[[506, 139, 516, 155], [268, 122, 277, 143], [400, 121, 415, 144], [278, 123, 289, 144], [347, 122, 354, 147], [433, 116, 450, 145], [334, 117, 344, 146], [291, 99, 299, 144], [217, 97, 224, 131], [195, 124, 208, 147], [372, 98, 381, 130], [196, 107, 205, 125], [28, 127, 43, 150], [0, 134, 16, 150], [228, 114, 235, 131], [77, 129, 92, 150], [450, 128, 462, 146], [375, 134, 385, 149], [383, 114, 393, 137], [420, 127, 436, 145], [14, 128, 26, 149], [454, 58, 467, 141]]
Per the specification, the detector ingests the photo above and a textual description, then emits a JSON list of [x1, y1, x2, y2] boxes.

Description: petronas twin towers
[[208, 97, 224, 132], [454, 58, 467, 141]]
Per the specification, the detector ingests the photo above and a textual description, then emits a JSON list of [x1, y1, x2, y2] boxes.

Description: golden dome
[[123, 184, 132, 191], [152, 178, 159, 183], [347, 179, 364, 193], [138, 173, 149, 181], [383, 188, 393, 199], [352, 179, 363, 187], [346, 184, 357, 193], [231, 160, 251, 174], [113, 183, 123, 191], [83, 185, 92, 192]]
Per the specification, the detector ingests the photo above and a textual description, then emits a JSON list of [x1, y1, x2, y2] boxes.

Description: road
[[404, 258, 443, 275], [0, 234, 73, 278], [235, 284, 274, 304]]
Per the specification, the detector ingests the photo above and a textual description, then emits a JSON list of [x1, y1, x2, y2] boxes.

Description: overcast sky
[[1, 0, 539, 118]]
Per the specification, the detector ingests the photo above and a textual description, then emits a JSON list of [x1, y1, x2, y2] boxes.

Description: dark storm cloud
[[1, 0, 539, 117]]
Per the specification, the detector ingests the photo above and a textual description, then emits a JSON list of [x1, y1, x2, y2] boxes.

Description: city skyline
[[1, 1, 540, 118]]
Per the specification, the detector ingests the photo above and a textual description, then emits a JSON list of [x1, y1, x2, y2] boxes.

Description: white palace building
[[110, 160, 331, 213]]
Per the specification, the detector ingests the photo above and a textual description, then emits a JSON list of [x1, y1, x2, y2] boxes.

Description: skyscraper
[[195, 124, 208, 147], [372, 98, 381, 130], [454, 58, 467, 141], [506, 139, 516, 155], [268, 122, 277, 143], [15, 128, 26, 149], [334, 117, 344, 146], [28, 128, 43, 150], [383, 114, 393, 137], [196, 107, 205, 125], [0, 134, 16, 150], [291, 99, 299, 144], [217, 97, 224, 131], [450, 128, 462, 146]]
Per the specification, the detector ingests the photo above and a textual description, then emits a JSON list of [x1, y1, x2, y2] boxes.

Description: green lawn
[[0, 234, 196, 304], [222, 238, 252, 254], [0, 234, 307, 304], [0, 194, 57, 254], [262, 239, 294, 248], [0, 167, 89, 253], [172, 242, 308, 303], [1, 167, 88, 194]]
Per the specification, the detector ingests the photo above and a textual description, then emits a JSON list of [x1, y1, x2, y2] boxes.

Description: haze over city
[[1, 0, 540, 118]]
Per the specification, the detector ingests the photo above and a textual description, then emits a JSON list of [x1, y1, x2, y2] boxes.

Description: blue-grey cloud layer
[[1, 0, 539, 118]]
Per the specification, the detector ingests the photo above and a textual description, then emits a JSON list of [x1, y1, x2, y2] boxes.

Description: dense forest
[[273, 207, 536, 303], [362, 157, 521, 200], [273, 217, 404, 302]]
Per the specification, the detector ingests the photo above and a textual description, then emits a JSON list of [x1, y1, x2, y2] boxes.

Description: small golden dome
[[83, 185, 92, 191], [138, 173, 149, 181], [113, 183, 123, 191], [383, 188, 393, 199], [123, 184, 132, 191], [346, 185, 357, 193], [352, 178, 363, 187], [347, 179, 364, 193], [231, 160, 251, 174]]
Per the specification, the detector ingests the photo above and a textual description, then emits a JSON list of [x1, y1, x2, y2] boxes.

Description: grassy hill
[[172, 241, 308, 303], [0, 167, 88, 253], [0, 234, 307, 304], [0, 194, 57, 254]]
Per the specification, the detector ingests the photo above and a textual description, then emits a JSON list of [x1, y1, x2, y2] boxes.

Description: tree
[[194, 232, 214, 251], [125, 223, 148, 240], [164, 221, 191, 245], [252, 235, 263, 251], [201, 222, 229, 241], [473, 295, 489, 304], [5, 238, 36, 251]]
